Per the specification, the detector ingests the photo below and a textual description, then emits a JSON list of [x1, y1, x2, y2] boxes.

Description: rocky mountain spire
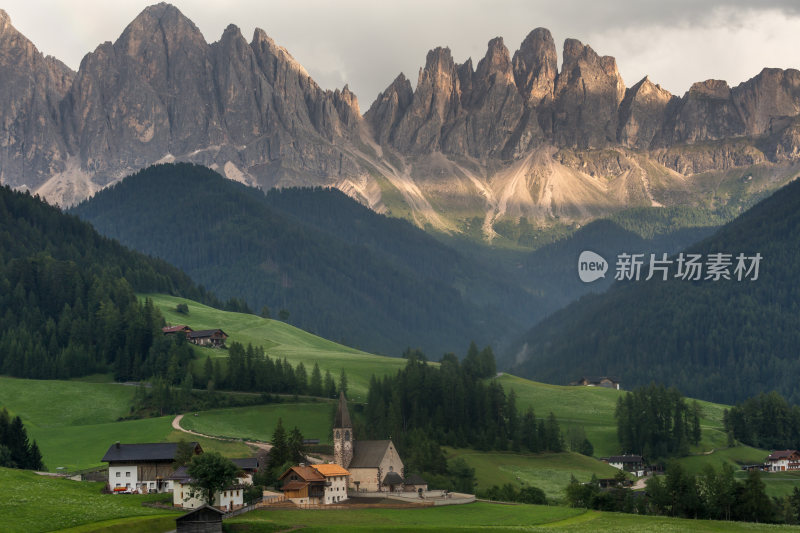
[[618, 76, 674, 149], [365, 73, 413, 145], [512, 28, 557, 106], [552, 39, 626, 148]]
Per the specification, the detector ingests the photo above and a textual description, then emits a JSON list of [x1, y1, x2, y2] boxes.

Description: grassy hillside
[[224, 502, 800, 532], [180, 402, 336, 444], [0, 467, 178, 533], [146, 293, 408, 398], [445, 449, 621, 500], [0, 376, 251, 470]]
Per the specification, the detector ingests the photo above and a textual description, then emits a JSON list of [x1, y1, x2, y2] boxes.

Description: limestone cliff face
[[617, 76, 675, 150], [0, 9, 74, 186], [3, 3, 800, 225], [551, 39, 626, 149], [1, 3, 363, 201]]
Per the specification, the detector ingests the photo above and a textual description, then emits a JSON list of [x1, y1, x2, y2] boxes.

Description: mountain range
[[2, 3, 799, 238]]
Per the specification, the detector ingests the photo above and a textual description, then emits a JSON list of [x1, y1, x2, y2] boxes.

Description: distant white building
[[602, 455, 645, 477], [102, 442, 202, 494]]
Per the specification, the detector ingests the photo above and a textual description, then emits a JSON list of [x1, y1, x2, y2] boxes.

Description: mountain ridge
[[0, 3, 799, 238]]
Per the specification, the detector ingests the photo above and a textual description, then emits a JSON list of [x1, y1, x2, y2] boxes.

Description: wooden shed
[[175, 504, 225, 533]]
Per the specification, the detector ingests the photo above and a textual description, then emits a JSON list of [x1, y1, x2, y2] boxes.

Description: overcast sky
[[4, 1, 800, 109]]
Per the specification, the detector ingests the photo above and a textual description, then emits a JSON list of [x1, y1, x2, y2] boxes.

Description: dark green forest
[[615, 384, 701, 459], [361, 344, 571, 455], [724, 391, 800, 450], [0, 185, 207, 380], [72, 163, 526, 357], [512, 176, 800, 404]]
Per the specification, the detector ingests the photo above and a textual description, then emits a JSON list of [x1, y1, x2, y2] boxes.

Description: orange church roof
[[311, 463, 350, 477]]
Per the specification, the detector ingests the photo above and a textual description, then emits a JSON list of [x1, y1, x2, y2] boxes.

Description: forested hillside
[[512, 177, 800, 404], [72, 163, 524, 356], [0, 185, 209, 380]]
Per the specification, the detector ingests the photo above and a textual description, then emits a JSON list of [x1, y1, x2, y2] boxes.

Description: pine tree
[[309, 363, 323, 397]]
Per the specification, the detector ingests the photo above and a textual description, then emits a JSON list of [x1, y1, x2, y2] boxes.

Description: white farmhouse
[[102, 442, 202, 493], [169, 465, 246, 512]]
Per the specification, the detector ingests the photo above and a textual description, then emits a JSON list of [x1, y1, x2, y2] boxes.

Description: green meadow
[[0, 376, 252, 470], [224, 502, 800, 532], [444, 449, 622, 500], [179, 401, 336, 444], [0, 467, 178, 533], [144, 293, 408, 398]]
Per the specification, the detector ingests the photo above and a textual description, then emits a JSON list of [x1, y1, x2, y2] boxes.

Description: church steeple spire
[[335, 390, 352, 428], [333, 391, 353, 468]]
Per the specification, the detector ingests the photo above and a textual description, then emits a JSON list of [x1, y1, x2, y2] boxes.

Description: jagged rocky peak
[[365, 73, 415, 145], [688, 79, 731, 99], [732, 68, 800, 135], [512, 27, 557, 105], [618, 75, 674, 149], [251, 27, 311, 80], [553, 38, 626, 148], [474, 37, 514, 84], [116, 2, 208, 58]]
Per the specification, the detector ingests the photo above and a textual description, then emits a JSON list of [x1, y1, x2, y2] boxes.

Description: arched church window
[[335, 430, 340, 439], [345, 430, 351, 441]]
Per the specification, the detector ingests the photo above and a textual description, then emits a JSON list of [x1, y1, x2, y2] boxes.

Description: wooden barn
[[175, 505, 225, 533]]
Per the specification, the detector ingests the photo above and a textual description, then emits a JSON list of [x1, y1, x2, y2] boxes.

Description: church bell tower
[[333, 391, 353, 469]]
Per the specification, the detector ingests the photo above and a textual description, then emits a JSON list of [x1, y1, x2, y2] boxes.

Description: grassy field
[[179, 402, 336, 444], [144, 293, 408, 398], [445, 449, 621, 501], [0, 467, 178, 533], [0, 376, 253, 470], [225, 502, 800, 532], [498, 374, 757, 461]]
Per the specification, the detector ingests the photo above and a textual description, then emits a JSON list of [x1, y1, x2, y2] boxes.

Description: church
[[332, 391, 405, 492]]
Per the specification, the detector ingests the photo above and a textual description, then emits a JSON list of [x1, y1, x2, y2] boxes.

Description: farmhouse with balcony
[[279, 463, 350, 505], [187, 329, 228, 347], [102, 441, 202, 493], [766, 450, 800, 472], [602, 455, 645, 477]]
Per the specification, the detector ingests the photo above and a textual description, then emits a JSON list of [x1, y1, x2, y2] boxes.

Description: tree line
[[0, 184, 218, 382], [615, 383, 701, 460], [361, 343, 578, 455], [566, 462, 798, 525], [724, 391, 800, 450], [0, 408, 43, 471]]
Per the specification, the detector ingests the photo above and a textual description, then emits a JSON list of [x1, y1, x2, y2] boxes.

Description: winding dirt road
[[171, 414, 273, 453]]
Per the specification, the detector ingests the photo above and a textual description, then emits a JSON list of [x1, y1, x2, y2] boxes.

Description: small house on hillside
[[163, 325, 194, 335], [231, 457, 259, 485], [570, 376, 620, 390], [169, 466, 246, 511], [175, 504, 224, 533], [766, 450, 800, 472], [602, 455, 645, 477], [187, 329, 228, 348], [102, 441, 202, 493]]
